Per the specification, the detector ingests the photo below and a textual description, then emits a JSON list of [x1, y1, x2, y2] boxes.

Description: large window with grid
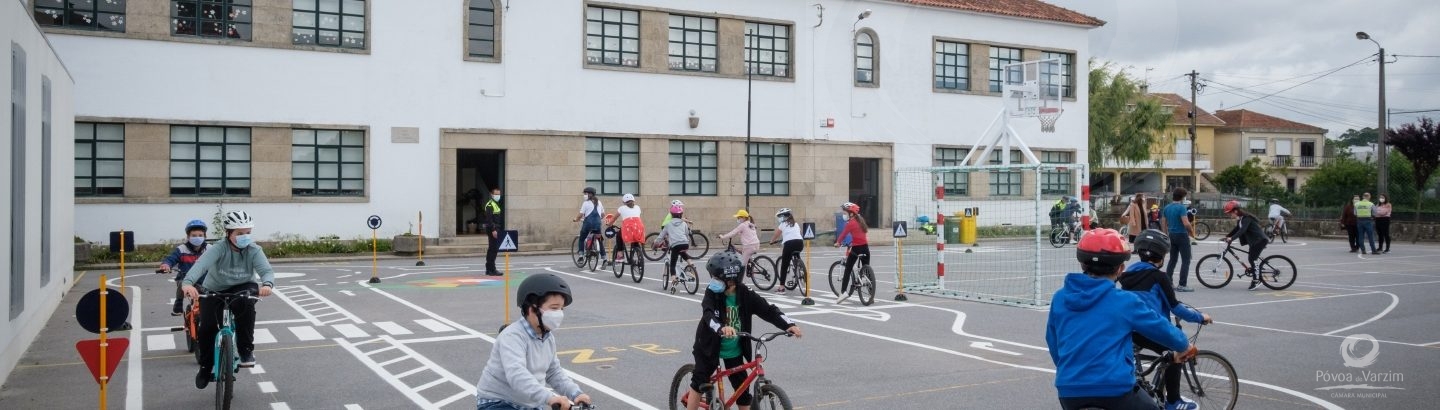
[[1041, 52, 1074, 98], [855, 30, 876, 85], [934, 40, 968, 91], [989, 46, 1022, 93], [34, 0, 127, 31], [934, 148, 969, 196], [585, 6, 639, 67], [467, 0, 498, 58], [668, 15, 717, 72], [744, 22, 790, 77], [292, 0, 365, 49], [170, 126, 251, 196], [1040, 151, 1073, 196], [75, 123, 126, 196], [988, 150, 1023, 196], [292, 129, 365, 196], [172, 0, 252, 40], [746, 143, 789, 196], [585, 137, 639, 195], [668, 140, 717, 195]]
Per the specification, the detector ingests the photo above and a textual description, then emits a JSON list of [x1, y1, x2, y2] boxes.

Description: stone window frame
[[934, 147, 970, 197], [291, 128, 366, 197], [667, 14, 718, 73], [33, 0, 127, 32], [581, 2, 795, 83], [1041, 51, 1075, 99], [854, 28, 878, 87], [464, 0, 502, 62], [169, 125, 252, 197], [171, 0, 254, 41], [743, 21, 790, 77], [75, 122, 127, 197], [746, 142, 789, 196], [1039, 150, 1074, 196], [987, 150, 1023, 197], [292, 0, 367, 49], [988, 45, 1022, 93], [585, 136, 640, 196], [584, 5, 641, 68], [32, 1, 371, 54], [668, 140, 718, 196], [933, 39, 969, 93]]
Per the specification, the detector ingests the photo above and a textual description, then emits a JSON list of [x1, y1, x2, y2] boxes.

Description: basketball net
[[1038, 107, 1062, 133]]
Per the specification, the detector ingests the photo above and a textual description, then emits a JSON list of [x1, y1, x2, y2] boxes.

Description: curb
[[76, 248, 578, 270]]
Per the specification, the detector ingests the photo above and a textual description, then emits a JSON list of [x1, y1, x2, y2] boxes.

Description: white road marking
[[270, 403, 291, 410], [969, 341, 1022, 356], [289, 326, 325, 341], [146, 334, 176, 351], [413, 319, 456, 333], [121, 285, 144, 410], [345, 405, 363, 410], [333, 323, 371, 338], [340, 290, 356, 296], [374, 321, 414, 335], [249, 364, 266, 374], [253, 328, 277, 344], [258, 381, 277, 393], [1323, 290, 1399, 336], [1197, 291, 1381, 309]]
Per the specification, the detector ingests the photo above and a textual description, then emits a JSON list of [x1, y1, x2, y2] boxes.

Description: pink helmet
[[670, 204, 684, 215]]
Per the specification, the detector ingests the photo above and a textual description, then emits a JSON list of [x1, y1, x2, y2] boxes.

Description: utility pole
[[745, 29, 754, 211], [1377, 48, 1388, 196], [1187, 70, 1199, 193]]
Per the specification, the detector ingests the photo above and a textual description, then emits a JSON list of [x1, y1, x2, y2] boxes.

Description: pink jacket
[[721, 221, 760, 247]]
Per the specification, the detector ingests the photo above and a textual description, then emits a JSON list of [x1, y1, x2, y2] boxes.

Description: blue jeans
[[1165, 234, 1192, 287], [1357, 219, 1377, 252]]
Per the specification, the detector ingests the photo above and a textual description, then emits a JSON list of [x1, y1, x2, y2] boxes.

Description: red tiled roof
[[1150, 93, 1226, 126], [1214, 109, 1327, 134], [895, 0, 1105, 27]]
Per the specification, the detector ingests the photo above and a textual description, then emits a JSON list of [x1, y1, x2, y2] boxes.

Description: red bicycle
[[668, 332, 794, 410]]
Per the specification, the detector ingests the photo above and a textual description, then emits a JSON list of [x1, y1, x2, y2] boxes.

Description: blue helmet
[[185, 219, 208, 233]]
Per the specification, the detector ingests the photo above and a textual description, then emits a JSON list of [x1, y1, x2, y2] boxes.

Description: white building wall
[[55, 0, 1091, 243]]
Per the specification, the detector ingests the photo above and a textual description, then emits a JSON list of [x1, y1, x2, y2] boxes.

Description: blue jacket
[[1120, 262, 1205, 324], [162, 242, 208, 282], [1046, 273, 1190, 398]]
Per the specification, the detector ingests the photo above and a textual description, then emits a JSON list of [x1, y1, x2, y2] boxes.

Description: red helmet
[[1223, 200, 1240, 214], [1076, 228, 1131, 268], [842, 202, 860, 213]]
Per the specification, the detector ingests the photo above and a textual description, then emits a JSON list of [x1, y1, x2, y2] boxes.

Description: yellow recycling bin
[[959, 208, 978, 245]]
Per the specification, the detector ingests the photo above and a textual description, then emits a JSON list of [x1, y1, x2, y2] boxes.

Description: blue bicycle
[[202, 290, 258, 410]]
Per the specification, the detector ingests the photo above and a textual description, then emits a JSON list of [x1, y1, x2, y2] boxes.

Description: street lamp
[[1356, 31, 1387, 196]]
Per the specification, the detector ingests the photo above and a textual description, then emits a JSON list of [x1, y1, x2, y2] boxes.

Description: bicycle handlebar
[[552, 403, 596, 410], [737, 331, 794, 343], [199, 290, 260, 301]]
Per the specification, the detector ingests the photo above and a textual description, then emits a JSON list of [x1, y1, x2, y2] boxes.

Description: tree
[[1336, 127, 1380, 147], [1300, 157, 1374, 207], [1088, 61, 1172, 170], [1387, 117, 1440, 235], [1213, 157, 1284, 198]]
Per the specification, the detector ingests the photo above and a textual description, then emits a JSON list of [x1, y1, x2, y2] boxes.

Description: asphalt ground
[[1, 237, 1436, 409]]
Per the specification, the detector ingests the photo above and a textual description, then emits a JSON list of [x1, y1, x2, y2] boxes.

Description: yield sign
[[76, 338, 129, 384], [892, 221, 908, 238]]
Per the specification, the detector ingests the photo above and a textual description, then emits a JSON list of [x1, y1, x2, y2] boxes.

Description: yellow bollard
[[98, 272, 109, 409], [895, 237, 908, 301], [416, 211, 426, 266], [801, 240, 814, 305], [503, 253, 511, 324], [118, 229, 126, 296]]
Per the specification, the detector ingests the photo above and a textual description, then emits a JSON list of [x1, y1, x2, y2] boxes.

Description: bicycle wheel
[[662, 265, 673, 292], [667, 364, 695, 410], [791, 259, 807, 293], [1194, 254, 1233, 289], [629, 246, 645, 283], [571, 237, 586, 268], [754, 384, 794, 410], [689, 232, 710, 259], [1279, 225, 1288, 243], [681, 264, 700, 295], [611, 248, 625, 279], [1049, 228, 1067, 248], [827, 260, 844, 297], [1194, 222, 1211, 241], [1258, 255, 1297, 290], [216, 334, 234, 410], [644, 232, 668, 261], [857, 266, 876, 306], [750, 255, 777, 291], [1183, 351, 1239, 410]]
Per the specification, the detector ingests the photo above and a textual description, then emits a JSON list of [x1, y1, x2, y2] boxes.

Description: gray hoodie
[[474, 318, 583, 408], [661, 218, 690, 247], [181, 242, 275, 290]]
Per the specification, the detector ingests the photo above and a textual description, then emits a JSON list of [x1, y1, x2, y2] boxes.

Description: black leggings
[[842, 245, 871, 294], [198, 283, 259, 370], [1247, 241, 1267, 274], [776, 240, 804, 287], [669, 244, 692, 275], [1134, 335, 1181, 404], [1376, 217, 1392, 251], [690, 355, 752, 406]]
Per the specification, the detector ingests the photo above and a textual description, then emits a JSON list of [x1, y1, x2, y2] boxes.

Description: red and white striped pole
[[1080, 184, 1092, 231], [935, 178, 946, 285]]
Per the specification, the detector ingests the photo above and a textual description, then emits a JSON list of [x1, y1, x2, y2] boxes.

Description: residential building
[[1093, 93, 1225, 195], [1213, 109, 1328, 194]]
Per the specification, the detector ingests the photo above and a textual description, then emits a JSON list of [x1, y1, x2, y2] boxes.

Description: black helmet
[[516, 273, 572, 309], [706, 250, 745, 281], [1134, 229, 1170, 260], [583, 186, 596, 195]]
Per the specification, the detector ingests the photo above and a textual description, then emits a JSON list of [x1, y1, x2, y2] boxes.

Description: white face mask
[[843, 214, 851, 221], [540, 309, 564, 330], [492, 195, 501, 202], [583, 194, 590, 200], [776, 217, 785, 225]]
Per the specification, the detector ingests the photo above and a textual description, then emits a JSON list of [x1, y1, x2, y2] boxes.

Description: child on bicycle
[[662, 203, 695, 278], [653, 199, 692, 249], [1222, 200, 1269, 290], [160, 219, 210, 316], [718, 209, 759, 275], [614, 193, 644, 263], [572, 187, 607, 266], [687, 251, 803, 410], [180, 211, 275, 389], [1121, 229, 1214, 410], [1267, 198, 1291, 235], [1046, 228, 1195, 410], [474, 274, 593, 410], [834, 202, 870, 304], [767, 208, 803, 294]]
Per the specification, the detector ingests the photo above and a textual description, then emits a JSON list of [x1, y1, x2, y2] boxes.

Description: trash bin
[[960, 208, 978, 245], [945, 215, 962, 244], [834, 212, 851, 245]]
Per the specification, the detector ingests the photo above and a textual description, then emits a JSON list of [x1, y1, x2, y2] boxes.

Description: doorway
[[848, 158, 881, 228], [456, 149, 505, 235]]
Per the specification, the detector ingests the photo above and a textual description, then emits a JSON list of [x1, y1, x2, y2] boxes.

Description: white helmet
[[671, 199, 684, 206], [622, 193, 636, 202], [775, 208, 792, 217], [223, 210, 254, 230]]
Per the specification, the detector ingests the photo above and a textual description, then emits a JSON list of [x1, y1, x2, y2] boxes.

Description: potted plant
[[393, 231, 421, 254], [74, 236, 92, 263]]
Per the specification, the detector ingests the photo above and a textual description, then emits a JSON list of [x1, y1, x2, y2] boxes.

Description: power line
[[1203, 80, 1373, 130], [1393, 54, 1440, 58], [1222, 55, 1375, 110], [1208, 54, 1376, 91]]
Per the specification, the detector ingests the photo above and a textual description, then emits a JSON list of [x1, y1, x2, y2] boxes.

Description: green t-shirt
[[718, 293, 742, 359]]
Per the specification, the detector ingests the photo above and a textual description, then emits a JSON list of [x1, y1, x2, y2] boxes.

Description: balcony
[[1263, 155, 1325, 168], [1101, 152, 1211, 171]]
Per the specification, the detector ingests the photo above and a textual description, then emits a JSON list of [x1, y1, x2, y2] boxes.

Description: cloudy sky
[[1045, 0, 1440, 138]]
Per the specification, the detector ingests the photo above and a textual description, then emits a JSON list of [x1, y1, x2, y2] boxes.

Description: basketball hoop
[[1038, 107, 1062, 133]]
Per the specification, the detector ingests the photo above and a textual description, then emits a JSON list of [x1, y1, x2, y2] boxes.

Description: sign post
[[800, 222, 816, 306], [367, 215, 383, 284], [892, 221, 909, 301], [416, 211, 426, 266], [498, 230, 519, 323], [76, 273, 130, 409], [108, 230, 134, 331]]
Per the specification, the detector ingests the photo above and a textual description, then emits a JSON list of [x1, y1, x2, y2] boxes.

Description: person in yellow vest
[[1355, 192, 1377, 254], [484, 187, 504, 276]]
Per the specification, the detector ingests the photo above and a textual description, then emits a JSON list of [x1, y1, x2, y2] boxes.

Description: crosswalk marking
[[249, 364, 266, 375], [333, 323, 371, 338], [374, 321, 414, 335], [288, 326, 324, 341], [413, 319, 455, 333], [258, 381, 278, 393], [270, 403, 291, 410], [344, 405, 363, 410], [145, 334, 176, 351], [254, 328, 277, 344]]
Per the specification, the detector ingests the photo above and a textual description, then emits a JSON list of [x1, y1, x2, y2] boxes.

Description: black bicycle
[[645, 230, 711, 261], [768, 241, 807, 293], [721, 240, 779, 291], [1133, 323, 1238, 410], [1194, 241, 1297, 290], [827, 246, 875, 306], [611, 239, 645, 283]]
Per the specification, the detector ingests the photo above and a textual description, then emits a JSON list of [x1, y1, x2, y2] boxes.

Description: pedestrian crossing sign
[[893, 221, 908, 238], [498, 230, 519, 252], [801, 222, 816, 240]]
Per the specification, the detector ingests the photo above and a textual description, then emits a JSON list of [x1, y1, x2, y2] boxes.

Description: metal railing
[[1262, 155, 1325, 168]]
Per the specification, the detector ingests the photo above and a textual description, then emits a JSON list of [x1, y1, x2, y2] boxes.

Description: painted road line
[[345, 405, 363, 410], [1198, 291, 1381, 310], [289, 326, 325, 341], [146, 334, 176, 351], [333, 323, 371, 338], [249, 364, 266, 374], [258, 381, 278, 393], [271, 403, 291, 410], [413, 319, 456, 333], [340, 290, 356, 296], [254, 328, 278, 344], [124, 285, 144, 410], [969, 341, 1022, 356], [273, 285, 365, 326], [374, 321, 414, 336], [335, 336, 476, 410]]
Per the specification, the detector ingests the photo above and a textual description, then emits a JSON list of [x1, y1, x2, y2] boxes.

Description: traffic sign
[[75, 288, 129, 334], [801, 223, 816, 240], [367, 215, 383, 230], [892, 221, 908, 238], [108, 231, 134, 253], [76, 338, 128, 384], [498, 230, 519, 252]]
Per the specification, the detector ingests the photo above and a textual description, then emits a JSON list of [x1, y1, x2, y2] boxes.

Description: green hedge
[[82, 235, 393, 265]]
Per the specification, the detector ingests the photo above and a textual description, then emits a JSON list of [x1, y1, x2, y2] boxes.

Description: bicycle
[[1265, 220, 1289, 244], [668, 332, 795, 410], [826, 247, 876, 306], [201, 289, 259, 410], [159, 269, 203, 361], [662, 254, 700, 295], [1133, 323, 1239, 410], [767, 241, 807, 294], [571, 231, 607, 272], [720, 240, 779, 291], [1049, 221, 1084, 248], [612, 238, 646, 283], [1194, 240, 1297, 290], [645, 229, 711, 261]]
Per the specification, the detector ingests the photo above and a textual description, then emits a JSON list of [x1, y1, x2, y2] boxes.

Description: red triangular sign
[[76, 338, 129, 384]]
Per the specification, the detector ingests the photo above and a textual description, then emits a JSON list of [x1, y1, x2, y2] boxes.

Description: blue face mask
[[188, 236, 205, 247], [707, 279, 726, 293], [234, 234, 254, 248]]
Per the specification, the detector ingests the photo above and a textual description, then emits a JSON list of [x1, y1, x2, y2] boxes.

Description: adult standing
[[1341, 197, 1358, 252], [482, 187, 503, 276], [1375, 194, 1393, 253], [1355, 192, 1378, 254], [1121, 193, 1146, 243], [1159, 188, 1196, 292]]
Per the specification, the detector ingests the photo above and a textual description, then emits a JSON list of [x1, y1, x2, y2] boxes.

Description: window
[[170, 126, 251, 196], [989, 46, 1022, 93], [11, 44, 27, 319], [1040, 151, 1073, 196], [75, 123, 125, 196], [746, 143, 789, 196], [935, 148, 969, 196], [292, 129, 365, 196], [292, 0, 365, 49], [585, 137, 639, 195], [668, 140, 717, 195], [40, 77, 52, 286], [33, 0, 127, 32], [172, 0, 252, 40], [585, 6, 639, 67], [855, 30, 876, 86], [934, 40, 968, 91], [744, 22, 789, 77], [1249, 139, 1267, 154], [466, 0, 498, 58], [669, 15, 717, 72], [1041, 52, 1074, 98], [988, 150, 1023, 196]]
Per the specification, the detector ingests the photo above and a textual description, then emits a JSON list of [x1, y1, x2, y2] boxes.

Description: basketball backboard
[[1002, 59, 1064, 120]]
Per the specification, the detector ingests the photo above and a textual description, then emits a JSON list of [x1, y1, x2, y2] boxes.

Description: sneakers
[[484, 271, 503, 276], [1248, 280, 1260, 291], [774, 287, 787, 295], [239, 352, 256, 367], [1165, 396, 1198, 410], [836, 293, 852, 304], [196, 367, 212, 389], [1176, 286, 1194, 293], [171, 310, 184, 316]]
